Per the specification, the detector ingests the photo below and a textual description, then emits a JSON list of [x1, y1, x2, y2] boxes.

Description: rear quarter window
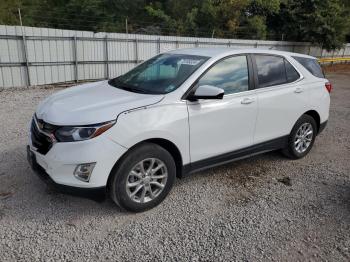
[[292, 56, 324, 78]]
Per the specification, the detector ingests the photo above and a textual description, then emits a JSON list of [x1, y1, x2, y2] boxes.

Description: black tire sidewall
[[109, 143, 176, 212], [288, 115, 317, 159]]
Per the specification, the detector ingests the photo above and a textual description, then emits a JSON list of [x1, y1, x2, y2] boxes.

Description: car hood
[[36, 80, 164, 125]]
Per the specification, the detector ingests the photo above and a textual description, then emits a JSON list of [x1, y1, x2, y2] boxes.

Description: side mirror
[[188, 85, 224, 101]]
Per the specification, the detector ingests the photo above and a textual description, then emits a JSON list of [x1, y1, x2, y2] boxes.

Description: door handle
[[241, 98, 255, 104], [294, 87, 303, 93]]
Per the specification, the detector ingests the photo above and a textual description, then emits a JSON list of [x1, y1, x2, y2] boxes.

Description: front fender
[[106, 103, 190, 165]]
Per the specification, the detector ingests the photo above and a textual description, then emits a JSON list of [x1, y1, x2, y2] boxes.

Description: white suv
[[27, 48, 330, 212]]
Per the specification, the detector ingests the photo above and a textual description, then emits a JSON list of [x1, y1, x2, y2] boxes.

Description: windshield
[[108, 54, 209, 94]]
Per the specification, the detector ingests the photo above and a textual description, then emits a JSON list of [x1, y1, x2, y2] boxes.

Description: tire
[[109, 143, 176, 212], [282, 114, 317, 159]]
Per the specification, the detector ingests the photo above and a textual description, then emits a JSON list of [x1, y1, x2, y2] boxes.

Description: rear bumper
[[27, 145, 106, 200], [318, 120, 328, 134]]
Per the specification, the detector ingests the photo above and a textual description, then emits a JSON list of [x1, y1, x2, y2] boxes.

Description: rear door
[[252, 54, 309, 144]]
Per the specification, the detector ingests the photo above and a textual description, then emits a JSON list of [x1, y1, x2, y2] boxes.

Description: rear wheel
[[283, 115, 317, 159], [109, 143, 176, 212]]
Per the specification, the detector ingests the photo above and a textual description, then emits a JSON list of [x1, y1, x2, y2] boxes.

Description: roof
[[167, 47, 316, 59]]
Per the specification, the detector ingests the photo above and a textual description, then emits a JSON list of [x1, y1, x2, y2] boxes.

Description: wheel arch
[[107, 138, 184, 190], [303, 110, 321, 133], [143, 138, 184, 179]]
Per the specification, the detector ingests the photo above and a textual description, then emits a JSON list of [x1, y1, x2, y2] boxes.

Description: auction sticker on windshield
[[179, 59, 204, 66]]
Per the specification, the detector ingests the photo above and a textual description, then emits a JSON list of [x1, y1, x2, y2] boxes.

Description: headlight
[[55, 120, 116, 142]]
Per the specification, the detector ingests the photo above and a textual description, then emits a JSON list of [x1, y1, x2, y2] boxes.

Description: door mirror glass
[[188, 85, 224, 101]]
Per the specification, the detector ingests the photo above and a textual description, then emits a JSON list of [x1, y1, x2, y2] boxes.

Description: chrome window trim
[[252, 53, 305, 89]]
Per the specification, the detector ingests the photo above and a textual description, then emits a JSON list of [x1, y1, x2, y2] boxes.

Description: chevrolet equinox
[[27, 48, 330, 212]]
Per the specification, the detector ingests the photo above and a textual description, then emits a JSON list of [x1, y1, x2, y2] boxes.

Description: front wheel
[[282, 114, 317, 159], [109, 143, 176, 212]]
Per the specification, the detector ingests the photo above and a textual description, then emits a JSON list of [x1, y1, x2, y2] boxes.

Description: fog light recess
[[74, 163, 96, 182]]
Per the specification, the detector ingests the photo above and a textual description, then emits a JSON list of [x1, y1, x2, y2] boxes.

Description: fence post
[[21, 34, 31, 87], [342, 46, 346, 64], [18, 8, 31, 87], [105, 35, 109, 79], [331, 50, 335, 66], [255, 42, 258, 48], [135, 38, 139, 63], [157, 38, 161, 54], [342, 46, 346, 57], [73, 35, 78, 82]]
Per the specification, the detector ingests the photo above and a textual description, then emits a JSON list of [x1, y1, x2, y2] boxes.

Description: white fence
[[0, 25, 349, 89]]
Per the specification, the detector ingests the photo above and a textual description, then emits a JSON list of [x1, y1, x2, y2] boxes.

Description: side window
[[255, 55, 286, 88], [284, 59, 300, 82], [198, 56, 249, 95], [292, 56, 324, 78], [254, 55, 300, 88]]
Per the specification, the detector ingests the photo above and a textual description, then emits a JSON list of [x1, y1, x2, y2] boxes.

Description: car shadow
[[0, 146, 284, 218], [1, 144, 348, 224], [179, 150, 285, 185]]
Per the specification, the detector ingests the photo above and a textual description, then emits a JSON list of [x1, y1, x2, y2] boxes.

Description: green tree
[[0, 0, 348, 50], [240, 0, 280, 39], [0, 0, 21, 25], [244, 16, 267, 39], [340, 0, 350, 41], [270, 0, 350, 50]]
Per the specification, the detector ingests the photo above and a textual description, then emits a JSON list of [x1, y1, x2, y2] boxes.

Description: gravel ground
[[0, 73, 349, 261]]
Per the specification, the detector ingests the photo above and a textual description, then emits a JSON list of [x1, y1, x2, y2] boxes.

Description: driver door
[[187, 55, 258, 163]]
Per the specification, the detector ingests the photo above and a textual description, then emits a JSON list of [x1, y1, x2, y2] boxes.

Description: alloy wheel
[[294, 123, 314, 153], [126, 158, 168, 203]]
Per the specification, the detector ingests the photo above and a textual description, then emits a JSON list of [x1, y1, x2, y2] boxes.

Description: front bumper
[[27, 134, 127, 189], [27, 146, 106, 200]]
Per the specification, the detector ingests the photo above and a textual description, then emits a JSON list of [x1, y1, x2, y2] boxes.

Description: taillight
[[325, 82, 332, 93]]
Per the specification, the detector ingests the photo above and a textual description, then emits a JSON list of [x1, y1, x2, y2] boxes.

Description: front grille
[[30, 116, 58, 155]]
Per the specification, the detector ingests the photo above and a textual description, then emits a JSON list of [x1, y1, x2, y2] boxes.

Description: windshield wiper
[[119, 85, 149, 94], [108, 79, 149, 94]]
